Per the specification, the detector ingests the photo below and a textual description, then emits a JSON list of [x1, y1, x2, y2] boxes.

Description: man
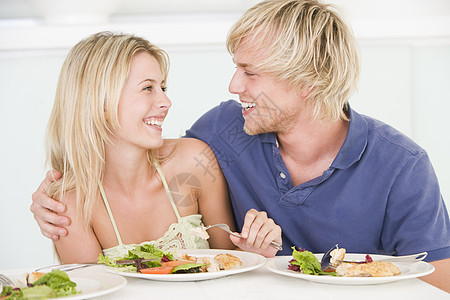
[[32, 0, 449, 291]]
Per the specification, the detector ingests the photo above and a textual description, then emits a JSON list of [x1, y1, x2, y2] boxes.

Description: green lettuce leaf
[[171, 263, 205, 273], [291, 246, 334, 276], [1, 270, 78, 299], [33, 270, 77, 297], [98, 244, 173, 272], [21, 285, 57, 299], [1, 286, 16, 297]]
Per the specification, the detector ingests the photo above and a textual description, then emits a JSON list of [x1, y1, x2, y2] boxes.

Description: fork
[[34, 263, 99, 273], [337, 251, 428, 263], [0, 273, 15, 286], [204, 223, 283, 251], [320, 244, 339, 270]]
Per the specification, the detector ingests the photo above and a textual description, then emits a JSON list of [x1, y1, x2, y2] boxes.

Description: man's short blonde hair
[[227, 0, 359, 122]]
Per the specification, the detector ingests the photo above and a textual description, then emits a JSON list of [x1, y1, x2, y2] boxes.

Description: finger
[[35, 213, 69, 238], [31, 190, 66, 213], [41, 229, 61, 241], [47, 169, 62, 182], [259, 224, 282, 249], [32, 170, 64, 210], [240, 209, 260, 239], [38, 170, 59, 195], [252, 219, 276, 249], [229, 234, 243, 248], [245, 211, 268, 247], [32, 203, 71, 227]]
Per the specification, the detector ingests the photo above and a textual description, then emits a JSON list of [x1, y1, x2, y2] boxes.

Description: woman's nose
[[159, 91, 172, 110]]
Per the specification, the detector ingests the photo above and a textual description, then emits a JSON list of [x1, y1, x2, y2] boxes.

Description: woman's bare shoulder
[[161, 138, 214, 172], [161, 138, 211, 159]]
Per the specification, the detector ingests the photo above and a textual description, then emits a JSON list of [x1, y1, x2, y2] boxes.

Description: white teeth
[[242, 102, 256, 109], [144, 119, 163, 127]]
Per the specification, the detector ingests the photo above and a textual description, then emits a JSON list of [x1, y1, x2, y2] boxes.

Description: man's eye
[[245, 72, 255, 76]]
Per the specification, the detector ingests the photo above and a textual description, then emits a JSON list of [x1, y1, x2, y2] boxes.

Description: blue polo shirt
[[185, 100, 450, 261]]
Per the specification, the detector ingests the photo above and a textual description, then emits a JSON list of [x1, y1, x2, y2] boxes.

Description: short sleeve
[[184, 104, 221, 143], [381, 152, 450, 261]]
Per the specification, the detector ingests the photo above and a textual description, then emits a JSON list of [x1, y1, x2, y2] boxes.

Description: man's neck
[[277, 117, 349, 186]]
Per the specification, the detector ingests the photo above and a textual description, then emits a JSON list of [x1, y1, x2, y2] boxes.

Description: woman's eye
[[144, 86, 153, 92], [161, 86, 167, 92], [244, 71, 255, 77]]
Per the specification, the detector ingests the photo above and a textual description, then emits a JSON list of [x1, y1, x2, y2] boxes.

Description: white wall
[[0, 0, 449, 269]]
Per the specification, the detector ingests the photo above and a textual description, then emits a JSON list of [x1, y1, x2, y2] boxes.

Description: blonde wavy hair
[[227, 0, 359, 122], [46, 31, 170, 228]]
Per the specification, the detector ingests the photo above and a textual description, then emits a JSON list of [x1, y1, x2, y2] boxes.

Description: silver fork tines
[[0, 273, 15, 286], [204, 223, 283, 251]]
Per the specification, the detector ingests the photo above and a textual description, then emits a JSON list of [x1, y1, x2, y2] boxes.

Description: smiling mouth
[[242, 102, 256, 111], [143, 118, 163, 127]]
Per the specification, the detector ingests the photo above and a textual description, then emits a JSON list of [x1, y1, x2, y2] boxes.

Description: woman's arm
[[177, 138, 236, 250], [180, 138, 282, 257], [53, 192, 103, 264]]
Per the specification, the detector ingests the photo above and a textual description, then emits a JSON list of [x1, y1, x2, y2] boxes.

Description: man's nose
[[228, 71, 244, 95]]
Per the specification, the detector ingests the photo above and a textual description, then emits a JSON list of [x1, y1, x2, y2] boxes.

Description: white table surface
[[2, 257, 449, 300]]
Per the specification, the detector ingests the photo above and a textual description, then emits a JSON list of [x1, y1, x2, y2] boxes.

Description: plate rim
[[265, 253, 435, 285], [106, 248, 267, 282], [56, 271, 127, 300]]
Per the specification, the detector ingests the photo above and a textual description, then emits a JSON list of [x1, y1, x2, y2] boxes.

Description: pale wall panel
[[351, 45, 413, 137], [413, 45, 450, 205]]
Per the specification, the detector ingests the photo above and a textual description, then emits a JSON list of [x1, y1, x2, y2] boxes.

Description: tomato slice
[[140, 266, 173, 274], [161, 260, 192, 268]]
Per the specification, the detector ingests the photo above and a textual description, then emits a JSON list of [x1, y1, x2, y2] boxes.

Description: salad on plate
[[98, 244, 242, 275], [289, 245, 401, 277], [0, 269, 78, 299]]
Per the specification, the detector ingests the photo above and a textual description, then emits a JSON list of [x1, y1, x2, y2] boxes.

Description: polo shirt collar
[[257, 103, 368, 169], [331, 104, 368, 169], [258, 132, 277, 145]]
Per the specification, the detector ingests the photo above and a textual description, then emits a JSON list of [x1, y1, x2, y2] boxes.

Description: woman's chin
[[147, 137, 164, 150]]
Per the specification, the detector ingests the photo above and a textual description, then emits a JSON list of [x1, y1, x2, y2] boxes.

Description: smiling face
[[113, 51, 171, 151], [228, 36, 308, 136]]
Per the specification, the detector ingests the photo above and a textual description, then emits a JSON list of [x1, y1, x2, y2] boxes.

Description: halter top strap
[[98, 179, 124, 246], [153, 160, 182, 220]]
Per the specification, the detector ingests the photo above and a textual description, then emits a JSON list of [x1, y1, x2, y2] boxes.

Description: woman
[[45, 31, 281, 263]]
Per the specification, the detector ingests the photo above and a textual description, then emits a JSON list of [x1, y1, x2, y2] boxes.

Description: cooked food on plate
[[330, 247, 346, 266], [288, 245, 401, 277], [98, 244, 242, 275], [214, 253, 243, 270], [190, 227, 210, 240], [336, 261, 401, 277]]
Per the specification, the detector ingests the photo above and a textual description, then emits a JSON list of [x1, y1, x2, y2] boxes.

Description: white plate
[[106, 249, 266, 282], [266, 254, 435, 285], [4, 266, 127, 299]]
